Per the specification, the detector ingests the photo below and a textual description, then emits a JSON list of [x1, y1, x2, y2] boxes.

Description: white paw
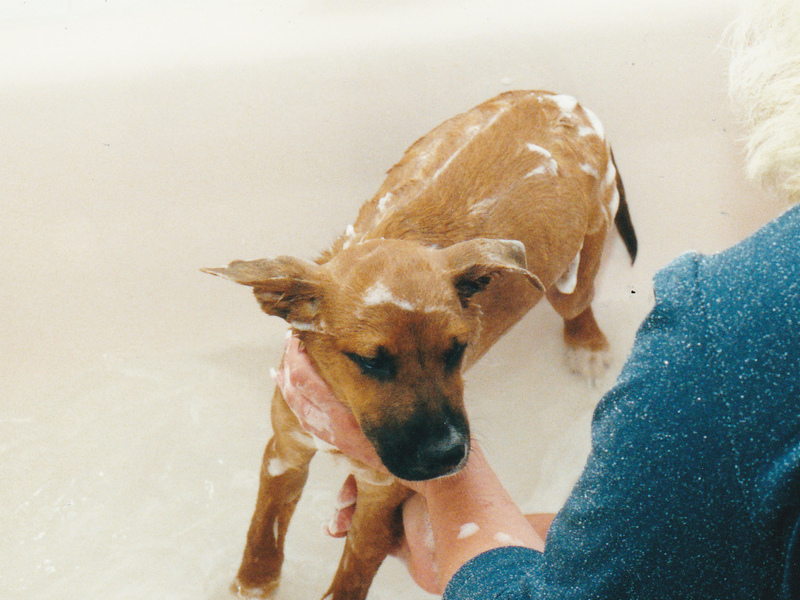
[[565, 346, 612, 385]]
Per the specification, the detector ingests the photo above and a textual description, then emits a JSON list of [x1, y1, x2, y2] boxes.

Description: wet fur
[[205, 90, 636, 599]]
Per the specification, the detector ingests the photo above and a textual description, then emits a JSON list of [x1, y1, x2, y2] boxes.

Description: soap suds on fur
[[267, 457, 289, 477], [580, 163, 600, 179], [362, 281, 415, 311], [550, 94, 579, 114], [525, 143, 559, 175], [555, 248, 582, 295]]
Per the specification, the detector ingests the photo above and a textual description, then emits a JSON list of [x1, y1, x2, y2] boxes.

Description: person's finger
[[272, 362, 336, 441], [275, 335, 389, 472], [281, 336, 339, 410], [324, 475, 358, 538], [393, 493, 444, 595], [273, 338, 344, 441]]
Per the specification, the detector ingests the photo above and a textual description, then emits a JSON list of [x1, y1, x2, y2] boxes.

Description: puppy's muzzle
[[366, 407, 470, 481]]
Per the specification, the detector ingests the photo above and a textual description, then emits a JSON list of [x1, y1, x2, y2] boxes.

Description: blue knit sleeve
[[442, 252, 713, 600], [444, 547, 543, 600], [442, 204, 800, 599]]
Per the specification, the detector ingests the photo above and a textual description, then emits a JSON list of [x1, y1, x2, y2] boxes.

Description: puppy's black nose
[[370, 409, 471, 481], [413, 425, 469, 478]]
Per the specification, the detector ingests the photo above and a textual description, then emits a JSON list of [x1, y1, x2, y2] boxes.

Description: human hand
[[324, 448, 552, 595], [273, 334, 385, 472]]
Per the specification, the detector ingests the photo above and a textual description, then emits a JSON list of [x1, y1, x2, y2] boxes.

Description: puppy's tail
[[611, 150, 638, 264]]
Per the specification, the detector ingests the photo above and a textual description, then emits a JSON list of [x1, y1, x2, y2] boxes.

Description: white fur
[[289, 321, 322, 333], [580, 163, 600, 179], [601, 159, 617, 190], [608, 186, 621, 222], [525, 143, 559, 176], [525, 164, 555, 178], [343, 224, 357, 249], [728, 0, 800, 203], [377, 192, 394, 213], [526, 142, 552, 157], [470, 197, 497, 214]]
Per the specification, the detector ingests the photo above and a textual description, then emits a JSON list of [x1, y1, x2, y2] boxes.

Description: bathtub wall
[[1, 0, 778, 379]]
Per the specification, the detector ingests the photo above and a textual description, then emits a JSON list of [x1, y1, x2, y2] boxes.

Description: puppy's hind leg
[[561, 306, 612, 383], [234, 387, 317, 597], [546, 228, 612, 383]]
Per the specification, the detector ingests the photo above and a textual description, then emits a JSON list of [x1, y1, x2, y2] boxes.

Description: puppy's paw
[[230, 578, 279, 599], [565, 345, 612, 385]]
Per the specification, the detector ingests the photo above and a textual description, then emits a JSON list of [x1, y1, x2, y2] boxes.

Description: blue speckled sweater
[[445, 203, 800, 599]]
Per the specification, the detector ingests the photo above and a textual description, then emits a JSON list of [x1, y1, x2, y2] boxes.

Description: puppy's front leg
[[234, 387, 317, 597], [323, 477, 411, 600]]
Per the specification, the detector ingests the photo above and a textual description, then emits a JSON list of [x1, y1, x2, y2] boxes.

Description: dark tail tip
[[610, 151, 638, 264]]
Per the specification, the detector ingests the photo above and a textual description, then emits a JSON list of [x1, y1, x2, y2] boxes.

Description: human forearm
[[415, 446, 545, 589]]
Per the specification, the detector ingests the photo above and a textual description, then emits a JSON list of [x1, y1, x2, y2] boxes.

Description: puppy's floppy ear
[[202, 257, 324, 329], [441, 238, 544, 306]]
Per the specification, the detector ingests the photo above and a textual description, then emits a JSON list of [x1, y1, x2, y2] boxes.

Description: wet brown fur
[[204, 90, 636, 599]]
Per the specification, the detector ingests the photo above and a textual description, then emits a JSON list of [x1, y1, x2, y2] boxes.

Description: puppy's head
[[203, 238, 542, 481]]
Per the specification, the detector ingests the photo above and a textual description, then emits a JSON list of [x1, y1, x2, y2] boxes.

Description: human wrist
[[410, 446, 545, 588]]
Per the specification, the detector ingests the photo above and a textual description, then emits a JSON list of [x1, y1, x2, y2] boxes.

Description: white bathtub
[[0, 1, 782, 598]]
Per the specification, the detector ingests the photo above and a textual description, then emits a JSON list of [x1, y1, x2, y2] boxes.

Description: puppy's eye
[[345, 348, 397, 381], [444, 340, 467, 373]]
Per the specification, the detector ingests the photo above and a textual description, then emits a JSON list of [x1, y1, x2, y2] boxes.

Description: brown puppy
[[204, 90, 637, 599]]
